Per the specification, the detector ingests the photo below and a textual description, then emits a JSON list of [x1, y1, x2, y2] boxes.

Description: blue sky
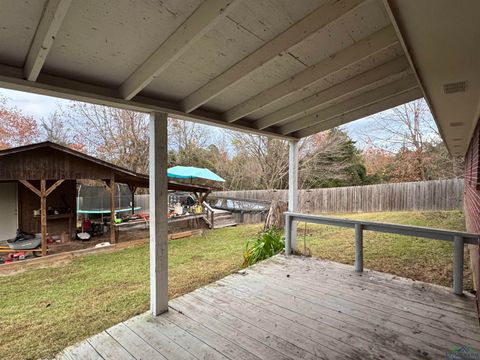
[[0, 87, 371, 147]]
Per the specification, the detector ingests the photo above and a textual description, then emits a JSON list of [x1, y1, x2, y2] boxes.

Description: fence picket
[[213, 179, 464, 213]]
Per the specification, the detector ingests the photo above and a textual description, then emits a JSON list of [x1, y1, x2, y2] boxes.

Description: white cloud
[[0, 88, 70, 121]]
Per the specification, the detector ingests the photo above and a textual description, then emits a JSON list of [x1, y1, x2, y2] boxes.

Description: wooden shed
[[0, 141, 150, 256]]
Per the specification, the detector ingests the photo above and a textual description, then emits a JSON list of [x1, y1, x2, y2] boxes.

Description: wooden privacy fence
[[214, 179, 464, 213]]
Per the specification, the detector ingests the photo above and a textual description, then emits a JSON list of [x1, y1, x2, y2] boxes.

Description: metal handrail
[[284, 212, 479, 295]]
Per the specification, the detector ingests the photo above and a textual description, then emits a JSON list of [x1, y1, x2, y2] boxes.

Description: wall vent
[[443, 81, 466, 94]]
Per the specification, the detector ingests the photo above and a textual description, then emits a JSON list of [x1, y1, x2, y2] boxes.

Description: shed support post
[[110, 176, 116, 244], [287, 140, 298, 252], [19, 179, 65, 256], [355, 223, 363, 272], [149, 111, 169, 316], [40, 179, 47, 256], [453, 235, 464, 295]]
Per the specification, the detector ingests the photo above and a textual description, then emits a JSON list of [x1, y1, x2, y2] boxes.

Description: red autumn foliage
[[363, 147, 395, 178], [0, 102, 39, 149], [68, 142, 86, 153]]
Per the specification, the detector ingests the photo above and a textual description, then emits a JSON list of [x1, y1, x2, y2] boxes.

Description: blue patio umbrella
[[167, 166, 225, 182]]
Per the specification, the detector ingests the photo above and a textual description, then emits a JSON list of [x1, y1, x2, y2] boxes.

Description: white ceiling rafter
[[119, 0, 238, 100], [179, 0, 365, 113], [24, 0, 72, 81], [224, 26, 399, 124], [293, 87, 422, 138], [0, 62, 294, 140], [278, 74, 418, 135], [254, 56, 410, 130]]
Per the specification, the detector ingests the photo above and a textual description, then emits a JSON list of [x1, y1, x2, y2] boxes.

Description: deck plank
[[195, 282, 417, 359], [271, 256, 474, 311], [56, 340, 104, 360], [188, 287, 400, 360], [171, 297, 339, 360], [162, 309, 262, 360], [106, 322, 168, 360], [124, 316, 197, 360], [87, 331, 135, 360], [172, 295, 325, 360], [220, 276, 449, 358], [217, 272, 468, 357], [59, 256, 479, 360], [171, 296, 294, 360], [251, 256, 475, 316], [232, 265, 480, 344], [172, 296, 330, 359], [151, 313, 232, 360], [257, 259, 480, 335]]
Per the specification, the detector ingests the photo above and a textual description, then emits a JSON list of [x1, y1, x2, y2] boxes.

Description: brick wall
[[464, 120, 480, 313], [465, 122, 480, 232]]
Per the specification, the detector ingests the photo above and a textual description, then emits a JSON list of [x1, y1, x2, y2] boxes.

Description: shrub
[[243, 227, 284, 267]]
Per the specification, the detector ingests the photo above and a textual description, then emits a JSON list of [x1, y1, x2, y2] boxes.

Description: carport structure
[[0, 0, 479, 358]]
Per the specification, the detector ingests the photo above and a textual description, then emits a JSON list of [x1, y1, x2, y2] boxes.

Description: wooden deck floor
[[58, 256, 480, 359]]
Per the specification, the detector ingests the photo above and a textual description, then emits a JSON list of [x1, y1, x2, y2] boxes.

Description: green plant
[[243, 227, 284, 267]]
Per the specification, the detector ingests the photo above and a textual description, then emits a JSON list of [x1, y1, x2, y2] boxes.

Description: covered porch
[[0, 0, 479, 358], [58, 255, 480, 359]]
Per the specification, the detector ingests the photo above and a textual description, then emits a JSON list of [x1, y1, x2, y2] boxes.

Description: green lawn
[[0, 225, 262, 360], [0, 210, 471, 359]]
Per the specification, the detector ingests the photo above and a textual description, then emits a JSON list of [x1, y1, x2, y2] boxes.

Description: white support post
[[288, 140, 299, 252], [149, 112, 169, 315], [285, 213, 292, 255]]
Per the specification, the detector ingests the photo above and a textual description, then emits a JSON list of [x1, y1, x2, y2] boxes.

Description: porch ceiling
[[0, 0, 476, 153], [386, 0, 480, 156]]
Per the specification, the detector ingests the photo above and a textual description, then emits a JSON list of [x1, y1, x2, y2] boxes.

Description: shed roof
[[0, 0, 477, 155], [0, 141, 218, 192], [0, 141, 149, 187]]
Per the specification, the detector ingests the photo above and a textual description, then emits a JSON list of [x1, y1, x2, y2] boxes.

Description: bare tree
[[168, 118, 211, 151], [62, 102, 221, 175], [228, 132, 289, 189], [41, 111, 72, 145], [227, 129, 364, 190], [66, 102, 150, 174], [361, 99, 463, 181], [167, 118, 221, 167]]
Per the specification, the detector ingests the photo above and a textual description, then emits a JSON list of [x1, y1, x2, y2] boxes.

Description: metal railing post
[[285, 213, 292, 255], [453, 235, 464, 295], [355, 223, 363, 272]]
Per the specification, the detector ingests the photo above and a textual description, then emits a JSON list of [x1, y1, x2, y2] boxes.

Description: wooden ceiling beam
[[0, 63, 296, 139], [278, 74, 418, 135], [180, 0, 364, 113], [293, 87, 422, 138], [24, 0, 72, 81], [119, 0, 238, 100], [255, 56, 410, 130], [223, 26, 399, 123]]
